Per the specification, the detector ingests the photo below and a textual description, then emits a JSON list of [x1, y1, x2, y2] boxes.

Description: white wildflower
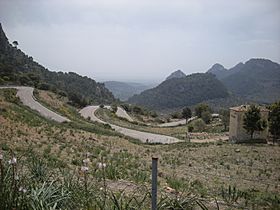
[[83, 158, 90, 164], [100, 187, 103, 191], [81, 166, 89, 172], [8, 157, 17, 165], [15, 175, 19, 181], [97, 162, 106, 169], [0, 154, 3, 160], [19, 187, 27, 193]]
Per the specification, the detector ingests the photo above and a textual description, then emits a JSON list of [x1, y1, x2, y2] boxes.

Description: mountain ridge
[[128, 73, 229, 110], [208, 58, 280, 103], [0, 23, 115, 106]]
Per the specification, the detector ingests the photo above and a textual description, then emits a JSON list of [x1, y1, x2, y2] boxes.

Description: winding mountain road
[[79, 106, 181, 144], [0, 86, 70, 123], [0, 86, 181, 143]]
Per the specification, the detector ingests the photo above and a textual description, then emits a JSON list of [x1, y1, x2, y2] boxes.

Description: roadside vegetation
[[96, 105, 226, 140]]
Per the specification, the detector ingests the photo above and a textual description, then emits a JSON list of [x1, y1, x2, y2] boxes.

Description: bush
[[120, 103, 131, 112], [58, 91, 67, 97], [201, 111, 211, 124], [38, 83, 51, 90], [192, 119, 206, 132], [150, 111, 158, 118], [3, 89, 20, 104], [132, 106, 143, 114], [111, 104, 117, 113], [188, 125, 194, 132], [170, 112, 182, 119]]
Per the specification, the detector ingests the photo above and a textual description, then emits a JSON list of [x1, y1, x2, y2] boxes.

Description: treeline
[[0, 23, 115, 107]]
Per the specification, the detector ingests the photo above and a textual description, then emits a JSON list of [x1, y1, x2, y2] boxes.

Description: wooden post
[[151, 157, 158, 210]]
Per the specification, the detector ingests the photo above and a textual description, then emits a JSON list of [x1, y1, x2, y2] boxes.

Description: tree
[[195, 104, 210, 118], [132, 106, 143, 115], [111, 104, 118, 113], [220, 109, 230, 131], [182, 107, 192, 123], [243, 105, 267, 139], [12, 41, 18, 48], [268, 101, 280, 143], [121, 104, 131, 112], [201, 111, 211, 124]]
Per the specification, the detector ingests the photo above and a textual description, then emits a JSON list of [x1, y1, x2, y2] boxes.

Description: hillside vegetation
[[128, 73, 229, 110], [208, 58, 280, 103], [0, 23, 115, 106]]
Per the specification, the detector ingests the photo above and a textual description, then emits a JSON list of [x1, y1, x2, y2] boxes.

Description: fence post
[[152, 157, 158, 210]]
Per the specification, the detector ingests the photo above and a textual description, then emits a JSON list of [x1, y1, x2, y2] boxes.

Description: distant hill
[[128, 73, 229, 110], [208, 58, 280, 103], [165, 70, 186, 80], [0, 23, 115, 106], [104, 81, 152, 101]]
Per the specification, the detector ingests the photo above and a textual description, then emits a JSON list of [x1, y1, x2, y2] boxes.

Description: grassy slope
[[0, 89, 280, 209]]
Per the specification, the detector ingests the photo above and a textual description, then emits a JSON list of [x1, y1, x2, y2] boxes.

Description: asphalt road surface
[[158, 117, 198, 127], [116, 107, 134, 122], [0, 86, 70, 123], [79, 106, 181, 144]]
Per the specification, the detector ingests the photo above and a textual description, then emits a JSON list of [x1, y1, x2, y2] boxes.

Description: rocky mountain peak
[[165, 70, 186, 80], [207, 63, 227, 73]]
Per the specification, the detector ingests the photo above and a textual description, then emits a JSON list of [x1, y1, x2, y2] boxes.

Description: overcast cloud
[[0, 0, 279, 82]]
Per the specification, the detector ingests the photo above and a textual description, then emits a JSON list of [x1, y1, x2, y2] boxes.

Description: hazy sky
[[0, 0, 279, 83]]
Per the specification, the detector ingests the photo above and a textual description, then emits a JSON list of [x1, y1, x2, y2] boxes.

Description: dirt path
[[0, 86, 70, 123], [79, 106, 181, 144]]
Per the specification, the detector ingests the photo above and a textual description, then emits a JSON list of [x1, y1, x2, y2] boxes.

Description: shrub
[[201, 111, 211, 124], [3, 89, 20, 104], [192, 119, 206, 132], [111, 104, 117, 113], [170, 112, 182, 119], [188, 125, 194, 132]]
